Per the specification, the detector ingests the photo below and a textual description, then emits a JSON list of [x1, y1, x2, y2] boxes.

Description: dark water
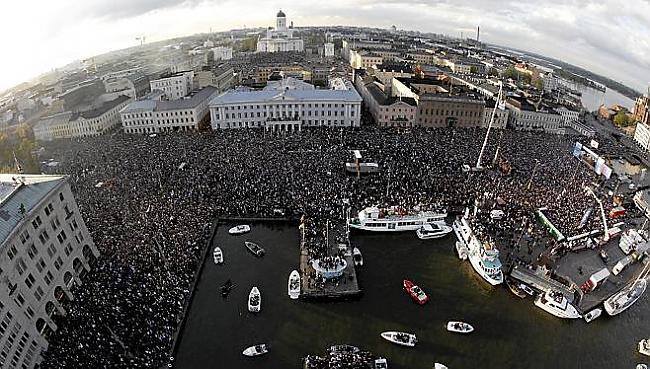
[[175, 223, 649, 369]]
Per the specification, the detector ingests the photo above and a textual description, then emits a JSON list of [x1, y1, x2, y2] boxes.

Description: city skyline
[[1, 0, 648, 93]]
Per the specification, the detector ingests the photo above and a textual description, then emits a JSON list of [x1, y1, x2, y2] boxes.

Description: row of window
[[217, 109, 354, 120]]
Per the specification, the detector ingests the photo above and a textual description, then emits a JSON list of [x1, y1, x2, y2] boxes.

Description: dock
[[299, 220, 361, 300], [510, 265, 576, 298]]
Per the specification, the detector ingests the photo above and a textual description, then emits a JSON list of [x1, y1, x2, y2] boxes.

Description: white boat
[[446, 321, 474, 334], [380, 331, 417, 347], [345, 162, 380, 174], [242, 343, 268, 357], [604, 278, 647, 316], [534, 290, 581, 319], [229, 224, 251, 235], [416, 222, 453, 239], [520, 283, 535, 296], [637, 364, 648, 369], [434, 364, 449, 369], [349, 206, 446, 232], [638, 338, 650, 357], [288, 270, 300, 299], [245, 241, 265, 257], [353, 247, 364, 267], [583, 308, 602, 323], [455, 241, 468, 260], [452, 216, 503, 285], [213, 247, 223, 264], [248, 287, 261, 313], [374, 358, 388, 369]]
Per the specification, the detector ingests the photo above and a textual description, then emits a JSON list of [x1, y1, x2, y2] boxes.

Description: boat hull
[[453, 218, 503, 285], [534, 294, 581, 319], [380, 331, 417, 347], [288, 270, 300, 299], [583, 308, 602, 323], [603, 279, 647, 316]]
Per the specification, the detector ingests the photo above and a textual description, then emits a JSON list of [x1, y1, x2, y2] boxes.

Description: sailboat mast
[[476, 82, 503, 168]]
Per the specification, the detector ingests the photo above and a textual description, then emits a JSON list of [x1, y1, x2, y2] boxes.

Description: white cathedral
[[256, 10, 304, 53]]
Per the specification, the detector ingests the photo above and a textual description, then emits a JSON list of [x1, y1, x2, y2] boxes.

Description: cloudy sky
[[1, 0, 648, 93]]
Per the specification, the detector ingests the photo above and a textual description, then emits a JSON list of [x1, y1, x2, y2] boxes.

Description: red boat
[[403, 279, 430, 305]]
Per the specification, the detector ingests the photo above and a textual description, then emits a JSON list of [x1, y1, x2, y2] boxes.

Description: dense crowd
[[37, 126, 631, 368]]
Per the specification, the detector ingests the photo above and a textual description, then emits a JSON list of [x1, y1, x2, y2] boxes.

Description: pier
[[299, 220, 362, 300]]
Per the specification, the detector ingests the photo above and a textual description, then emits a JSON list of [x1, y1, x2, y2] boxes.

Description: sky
[[0, 0, 648, 93]]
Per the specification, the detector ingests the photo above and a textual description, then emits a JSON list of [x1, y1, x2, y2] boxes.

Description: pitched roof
[[0, 175, 66, 246]]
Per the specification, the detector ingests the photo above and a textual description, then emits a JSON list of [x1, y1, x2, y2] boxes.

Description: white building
[[120, 86, 219, 134], [634, 122, 650, 152], [0, 174, 98, 369], [33, 96, 132, 141], [256, 11, 304, 53], [543, 73, 560, 92], [210, 46, 233, 61], [149, 71, 194, 101], [556, 106, 580, 125], [508, 105, 563, 133], [209, 78, 362, 131], [324, 42, 335, 58], [195, 65, 235, 91], [483, 100, 509, 129]]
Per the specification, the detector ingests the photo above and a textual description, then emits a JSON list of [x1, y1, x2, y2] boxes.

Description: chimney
[[477, 26, 480, 43]]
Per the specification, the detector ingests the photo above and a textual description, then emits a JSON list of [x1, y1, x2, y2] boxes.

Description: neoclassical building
[[209, 78, 361, 131], [256, 10, 304, 53]]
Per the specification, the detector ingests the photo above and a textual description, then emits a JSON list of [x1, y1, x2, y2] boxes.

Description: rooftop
[[122, 86, 218, 113], [0, 174, 66, 246], [366, 83, 417, 107], [210, 80, 361, 106], [80, 95, 131, 119]]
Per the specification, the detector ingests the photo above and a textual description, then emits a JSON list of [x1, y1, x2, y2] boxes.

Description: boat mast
[[476, 82, 503, 168]]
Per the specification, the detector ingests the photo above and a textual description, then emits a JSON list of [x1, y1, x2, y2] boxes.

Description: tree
[[533, 79, 543, 90], [613, 110, 632, 127]]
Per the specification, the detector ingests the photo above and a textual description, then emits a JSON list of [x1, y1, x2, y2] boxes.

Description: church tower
[[276, 10, 287, 30]]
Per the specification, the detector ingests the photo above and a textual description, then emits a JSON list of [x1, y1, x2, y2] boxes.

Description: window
[[54, 256, 63, 270], [36, 258, 46, 273], [44, 271, 53, 285], [25, 274, 36, 289], [14, 294, 25, 307], [27, 244, 37, 259], [31, 216, 42, 230], [7, 245, 18, 260], [16, 259, 27, 275], [47, 243, 56, 258], [34, 287, 44, 301]]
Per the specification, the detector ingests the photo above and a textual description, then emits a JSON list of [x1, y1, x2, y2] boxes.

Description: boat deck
[[510, 265, 576, 300], [299, 221, 361, 300]]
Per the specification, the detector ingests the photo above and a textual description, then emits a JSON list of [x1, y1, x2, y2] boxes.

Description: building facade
[[482, 100, 508, 129], [256, 11, 304, 53], [0, 174, 98, 369], [209, 78, 362, 131], [120, 86, 218, 134], [508, 106, 563, 133], [416, 94, 485, 128], [354, 73, 417, 127], [195, 65, 235, 92], [633, 93, 649, 125], [33, 96, 131, 141], [149, 71, 194, 101], [634, 122, 650, 152]]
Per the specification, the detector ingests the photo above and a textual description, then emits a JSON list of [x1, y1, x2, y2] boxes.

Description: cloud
[[0, 0, 648, 93]]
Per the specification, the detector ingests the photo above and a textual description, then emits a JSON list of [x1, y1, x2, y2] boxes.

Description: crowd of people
[[37, 125, 634, 368]]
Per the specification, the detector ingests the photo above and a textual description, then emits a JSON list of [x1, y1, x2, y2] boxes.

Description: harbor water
[[174, 223, 650, 369]]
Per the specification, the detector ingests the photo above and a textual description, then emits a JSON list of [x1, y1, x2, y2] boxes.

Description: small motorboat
[[329, 345, 360, 354], [380, 331, 417, 347], [416, 222, 453, 239], [229, 225, 251, 235], [288, 270, 300, 299], [242, 343, 268, 357], [245, 241, 265, 257], [446, 321, 474, 334], [374, 357, 388, 369], [353, 247, 364, 267], [220, 279, 234, 298], [213, 247, 223, 264], [519, 283, 535, 296], [248, 287, 261, 313], [403, 279, 430, 305], [434, 363, 449, 369], [583, 308, 602, 323], [637, 364, 648, 369], [506, 278, 527, 298], [639, 338, 650, 356]]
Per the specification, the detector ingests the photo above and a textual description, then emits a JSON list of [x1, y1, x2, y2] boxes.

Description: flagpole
[[476, 81, 503, 168]]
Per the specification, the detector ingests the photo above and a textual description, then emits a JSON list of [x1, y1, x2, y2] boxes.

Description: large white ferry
[[348, 206, 447, 232], [452, 215, 503, 285]]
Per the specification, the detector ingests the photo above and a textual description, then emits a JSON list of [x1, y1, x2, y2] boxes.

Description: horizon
[[1, 0, 649, 94]]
